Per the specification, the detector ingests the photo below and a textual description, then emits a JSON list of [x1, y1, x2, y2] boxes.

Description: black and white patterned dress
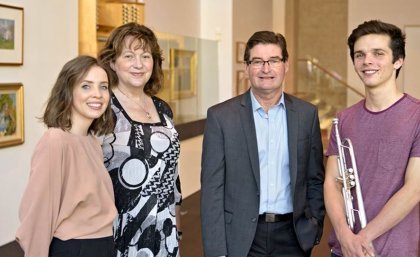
[[102, 94, 182, 257]]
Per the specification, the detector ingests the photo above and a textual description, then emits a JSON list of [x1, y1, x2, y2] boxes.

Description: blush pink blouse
[[16, 128, 117, 257]]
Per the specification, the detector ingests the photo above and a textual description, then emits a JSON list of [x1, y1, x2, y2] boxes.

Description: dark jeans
[[49, 236, 116, 257], [331, 253, 341, 257], [248, 215, 310, 257]]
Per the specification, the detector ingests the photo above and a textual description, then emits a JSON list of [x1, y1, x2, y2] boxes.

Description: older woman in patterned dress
[[99, 22, 182, 257]]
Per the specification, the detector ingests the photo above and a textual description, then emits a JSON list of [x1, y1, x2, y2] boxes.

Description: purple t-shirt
[[326, 94, 420, 257]]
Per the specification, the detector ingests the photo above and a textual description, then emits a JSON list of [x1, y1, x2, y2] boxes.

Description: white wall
[[0, 0, 78, 246], [200, 0, 233, 102], [347, 0, 420, 104]]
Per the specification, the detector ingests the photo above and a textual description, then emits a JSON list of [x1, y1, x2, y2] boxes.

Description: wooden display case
[[79, 0, 144, 56]]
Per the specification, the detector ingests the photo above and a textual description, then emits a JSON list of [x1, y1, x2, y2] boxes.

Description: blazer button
[[251, 218, 257, 222]]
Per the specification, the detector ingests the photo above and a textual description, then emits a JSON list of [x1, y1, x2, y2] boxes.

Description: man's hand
[[337, 228, 375, 257], [358, 229, 377, 257]]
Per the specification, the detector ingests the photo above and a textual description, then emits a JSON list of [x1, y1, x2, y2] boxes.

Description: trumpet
[[332, 118, 367, 230]]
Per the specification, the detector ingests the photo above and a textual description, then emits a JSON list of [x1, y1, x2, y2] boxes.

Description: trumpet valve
[[345, 168, 356, 187]]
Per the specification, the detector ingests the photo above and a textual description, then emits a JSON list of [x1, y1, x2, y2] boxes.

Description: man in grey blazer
[[201, 31, 325, 257]]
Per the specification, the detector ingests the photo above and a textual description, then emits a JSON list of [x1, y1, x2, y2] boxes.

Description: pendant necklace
[[116, 87, 152, 119]]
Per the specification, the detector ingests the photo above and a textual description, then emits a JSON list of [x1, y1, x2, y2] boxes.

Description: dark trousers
[[248, 215, 310, 257], [49, 236, 116, 257], [331, 253, 341, 257]]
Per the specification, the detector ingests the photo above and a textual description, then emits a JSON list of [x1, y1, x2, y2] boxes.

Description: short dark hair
[[42, 55, 114, 135], [348, 20, 406, 78], [243, 31, 289, 63], [98, 22, 164, 96]]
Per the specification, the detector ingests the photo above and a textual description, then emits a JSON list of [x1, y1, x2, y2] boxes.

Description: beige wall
[[404, 26, 420, 98], [297, 0, 348, 80], [232, 0, 274, 95], [347, 0, 420, 104], [284, 0, 348, 94], [232, 0, 273, 41], [144, 0, 201, 37]]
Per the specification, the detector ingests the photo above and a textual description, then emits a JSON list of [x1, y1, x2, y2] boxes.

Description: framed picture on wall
[[0, 83, 24, 148], [236, 70, 250, 95], [0, 4, 24, 65], [169, 48, 197, 99], [236, 42, 246, 63]]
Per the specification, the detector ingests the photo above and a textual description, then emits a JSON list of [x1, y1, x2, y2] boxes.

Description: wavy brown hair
[[42, 55, 114, 135], [98, 22, 164, 96]]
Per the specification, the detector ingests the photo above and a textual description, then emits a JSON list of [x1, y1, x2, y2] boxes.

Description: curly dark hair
[[42, 55, 114, 135], [98, 22, 164, 96]]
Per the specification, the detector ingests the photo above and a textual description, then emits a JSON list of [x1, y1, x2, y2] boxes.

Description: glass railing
[[296, 57, 364, 132]]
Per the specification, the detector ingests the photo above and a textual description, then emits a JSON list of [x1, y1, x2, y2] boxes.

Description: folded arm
[[359, 157, 420, 244]]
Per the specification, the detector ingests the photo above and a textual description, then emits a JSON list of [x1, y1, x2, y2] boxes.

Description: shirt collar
[[250, 90, 285, 112]]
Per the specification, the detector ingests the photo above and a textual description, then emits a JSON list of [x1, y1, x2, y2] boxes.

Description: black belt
[[259, 213, 293, 223]]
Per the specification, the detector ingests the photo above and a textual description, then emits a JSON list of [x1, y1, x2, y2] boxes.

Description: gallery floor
[[179, 191, 333, 257]]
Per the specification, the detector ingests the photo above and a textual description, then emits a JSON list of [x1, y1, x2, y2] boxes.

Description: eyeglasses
[[246, 57, 285, 69]]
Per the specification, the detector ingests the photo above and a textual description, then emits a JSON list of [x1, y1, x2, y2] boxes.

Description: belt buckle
[[265, 213, 276, 223]]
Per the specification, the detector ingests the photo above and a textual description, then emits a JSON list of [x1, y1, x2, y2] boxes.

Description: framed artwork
[[156, 69, 177, 118], [156, 69, 171, 100], [0, 4, 24, 65], [169, 48, 197, 99], [236, 41, 246, 63], [0, 83, 24, 148], [236, 70, 250, 95]]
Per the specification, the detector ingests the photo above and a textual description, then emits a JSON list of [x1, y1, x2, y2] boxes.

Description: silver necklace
[[116, 87, 152, 119]]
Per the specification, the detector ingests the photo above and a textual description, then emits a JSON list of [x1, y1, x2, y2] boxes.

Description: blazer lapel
[[239, 91, 260, 192], [285, 93, 298, 193]]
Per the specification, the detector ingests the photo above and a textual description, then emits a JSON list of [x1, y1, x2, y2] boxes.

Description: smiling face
[[353, 34, 403, 89], [245, 43, 288, 97], [111, 36, 154, 90], [71, 65, 110, 130]]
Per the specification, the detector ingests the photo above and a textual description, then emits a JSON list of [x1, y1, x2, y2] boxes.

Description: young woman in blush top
[[16, 56, 118, 257]]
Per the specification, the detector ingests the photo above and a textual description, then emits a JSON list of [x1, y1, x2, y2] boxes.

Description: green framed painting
[[0, 4, 24, 65], [0, 83, 24, 148]]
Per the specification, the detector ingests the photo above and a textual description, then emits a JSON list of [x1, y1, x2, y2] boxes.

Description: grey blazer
[[200, 91, 325, 257]]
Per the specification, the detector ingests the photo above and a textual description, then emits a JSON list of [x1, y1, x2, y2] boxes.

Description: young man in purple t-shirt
[[324, 20, 420, 257]]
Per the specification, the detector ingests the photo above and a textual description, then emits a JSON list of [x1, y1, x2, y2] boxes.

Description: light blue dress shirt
[[250, 91, 293, 214]]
